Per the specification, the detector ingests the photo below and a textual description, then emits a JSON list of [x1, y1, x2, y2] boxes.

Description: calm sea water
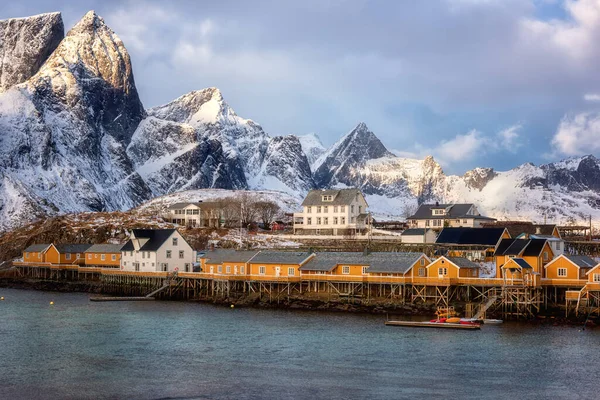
[[0, 288, 598, 400]]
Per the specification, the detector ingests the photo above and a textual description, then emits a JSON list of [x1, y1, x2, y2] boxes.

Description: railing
[[585, 282, 600, 291], [540, 278, 586, 287], [411, 277, 457, 286]]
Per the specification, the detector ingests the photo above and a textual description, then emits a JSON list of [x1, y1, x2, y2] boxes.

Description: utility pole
[[590, 214, 593, 242]]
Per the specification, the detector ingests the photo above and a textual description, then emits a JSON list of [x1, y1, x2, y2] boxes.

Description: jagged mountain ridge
[[1, 10, 600, 232]]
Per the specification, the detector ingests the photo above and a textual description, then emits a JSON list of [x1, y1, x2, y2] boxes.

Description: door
[[234, 266, 238, 275], [275, 266, 280, 277], [210, 266, 214, 274]]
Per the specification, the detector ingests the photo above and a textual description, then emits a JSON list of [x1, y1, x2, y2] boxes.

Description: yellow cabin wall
[[45, 247, 60, 264], [545, 257, 582, 280], [84, 252, 121, 267], [409, 256, 430, 279], [427, 258, 459, 278], [249, 262, 302, 278], [23, 251, 44, 263], [331, 264, 366, 277], [587, 265, 600, 283]]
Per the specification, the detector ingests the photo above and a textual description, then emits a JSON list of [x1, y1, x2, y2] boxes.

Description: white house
[[121, 229, 196, 273], [407, 203, 496, 229], [293, 188, 369, 235], [401, 228, 437, 244], [163, 202, 222, 228]]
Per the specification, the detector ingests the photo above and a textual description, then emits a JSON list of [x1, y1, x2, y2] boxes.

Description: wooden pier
[[385, 320, 481, 330]]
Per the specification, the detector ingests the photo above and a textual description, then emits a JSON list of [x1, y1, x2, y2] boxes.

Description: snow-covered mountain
[[1, 10, 600, 232], [0, 11, 151, 231]]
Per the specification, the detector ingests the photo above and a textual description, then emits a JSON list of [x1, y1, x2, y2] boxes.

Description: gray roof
[[299, 251, 425, 274], [409, 203, 495, 221], [446, 257, 479, 269], [251, 251, 314, 265], [301, 189, 364, 206], [121, 229, 178, 252], [54, 244, 93, 254], [512, 258, 533, 269], [564, 255, 596, 268], [402, 228, 434, 236], [167, 202, 195, 210], [23, 244, 51, 253], [85, 244, 124, 254], [200, 250, 258, 264]]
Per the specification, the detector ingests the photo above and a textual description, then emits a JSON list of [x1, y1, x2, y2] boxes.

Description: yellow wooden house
[[494, 239, 553, 283], [425, 256, 480, 283], [199, 250, 258, 279], [84, 244, 124, 268], [22, 244, 52, 264], [248, 251, 315, 281], [41, 244, 92, 265], [543, 254, 596, 285]]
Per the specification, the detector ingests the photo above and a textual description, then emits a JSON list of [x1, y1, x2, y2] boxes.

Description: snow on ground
[[478, 262, 496, 278]]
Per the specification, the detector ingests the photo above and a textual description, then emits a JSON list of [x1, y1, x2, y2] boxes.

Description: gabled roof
[[121, 229, 178, 252], [409, 203, 495, 221], [435, 227, 507, 246], [299, 251, 426, 274], [301, 189, 365, 206], [200, 249, 258, 264], [545, 254, 597, 269], [510, 258, 533, 269], [85, 244, 124, 254], [495, 239, 548, 257], [23, 244, 51, 253], [446, 257, 480, 269], [250, 251, 314, 265], [482, 222, 559, 238], [54, 244, 93, 254], [167, 202, 196, 210]]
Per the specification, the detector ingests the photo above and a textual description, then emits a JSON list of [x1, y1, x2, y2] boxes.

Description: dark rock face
[[463, 168, 497, 191], [259, 135, 315, 193], [0, 12, 64, 91], [313, 122, 395, 188]]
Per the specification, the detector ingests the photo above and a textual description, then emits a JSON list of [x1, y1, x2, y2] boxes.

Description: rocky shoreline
[[1, 277, 597, 326]]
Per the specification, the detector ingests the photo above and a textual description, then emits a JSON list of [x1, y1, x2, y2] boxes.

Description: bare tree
[[238, 192, 259, 228], [255, 201, 281, 229], [402, 203, 418, 220]]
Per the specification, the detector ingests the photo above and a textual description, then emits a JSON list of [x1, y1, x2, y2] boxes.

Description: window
[[124, 261, 127, 266], [166, 250, 172, 259], [135, 263, 140, 272], [341, 206, 345, 212], [426, 220, 430, 227], [351, 217, 356, 223], [95, 254, 98, 259], [362, 266, 368, 275], [317, 206, 322, 213], [342, 266, 350, 274], [324, 206, 328, 213], [324, 217, 328, 225], [594, 274, 600, 282], [162, 263, 168, 271], [87, 254, 92, 259], [218, 265, 222, 273], [185, 263, 190, 272], [307, 217, 312, 225], [142, 262, 145, 267], [463, 219, 467, 224], [66, 253, 71, 260], [334, 206, 338, 213], [333, 217, 338, 225], [472, 269, 477, 277], [226, 266, 231, 273], [557, 268, 567, 277], [186, 210, 193, 215], [358, 206, 362, 213], [259, 266, 266, 275], [179, 250, 184, 259], [418, 268, 426, 277], [112, 254, 117, 261], [543, 251, 548, 261], [307, 206, 312, 213], [130, 251, 133, 257], [317, 217, 321, 225], [25, 252, 29, 258], [351, 205, 355, 213], [172, 238, 178, 246], [420, 258, 425, 266], [288, 267, 295, 276], [152, 263, 155, 267], [241, 266, 245, 274], [101, 254, 106, 261], [438, 267, 448, 276], [341, 217, 346, 224], [142, 252, 146, 259], [322, 195, 333, 201]]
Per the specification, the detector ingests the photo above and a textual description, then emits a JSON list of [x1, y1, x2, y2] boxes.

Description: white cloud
[[584, 93, 600, 101], [551, 112, 600, 156], [496, 124, 522, 152]]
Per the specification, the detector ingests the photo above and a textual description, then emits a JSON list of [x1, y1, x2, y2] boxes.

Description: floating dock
[[90, 296, 156, 302], [385, 320, 481, 330]]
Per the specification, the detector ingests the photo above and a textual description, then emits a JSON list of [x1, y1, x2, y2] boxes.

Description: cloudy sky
[[4, 0, 600, 173]]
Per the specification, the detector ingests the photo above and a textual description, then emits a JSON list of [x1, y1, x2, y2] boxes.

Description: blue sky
[[3, 0, 600, 174]]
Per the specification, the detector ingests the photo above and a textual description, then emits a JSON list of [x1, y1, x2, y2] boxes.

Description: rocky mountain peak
[[0, 12, 64, 91], [148, 87, 230, 125]]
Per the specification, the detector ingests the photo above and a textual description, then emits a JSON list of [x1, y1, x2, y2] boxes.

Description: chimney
[[535, 227, 542, 235], [363, 247, 370, 256], [210, 242, 215, 251], [435, 201, 439, 206]]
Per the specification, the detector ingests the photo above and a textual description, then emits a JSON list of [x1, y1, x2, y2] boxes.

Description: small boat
[[446, 317, 461, 324], [482, 319, 503, 324], [385, 320, 481, 330]]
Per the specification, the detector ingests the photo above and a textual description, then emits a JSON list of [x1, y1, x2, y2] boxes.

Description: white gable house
[[121, 229, 196, 273]]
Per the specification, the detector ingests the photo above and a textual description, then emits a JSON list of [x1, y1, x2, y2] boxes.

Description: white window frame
[[112, 254, 117, 261], [438, 267, 447, 276], [87, 254, 92, 259], [241, 266, 245, 274], [179, 250, 184, 259], [172, 238, 178, 246], [557, 268, 567, 277], [543, 251, 548, 261], [342, 266, 350, 274], [288, 267, 295, 276], [66, 253, 71, 260], [418, 267, 426, 277], [166, 250, 172, 259], [420, 258, 425, 266], [362, 266, 368, 275], [259, 266, 266, 275], [218, 265, 222, 273], [226, 265, 231, 274], [594, 274, 600, 282], [101, 254, 106, 261]]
